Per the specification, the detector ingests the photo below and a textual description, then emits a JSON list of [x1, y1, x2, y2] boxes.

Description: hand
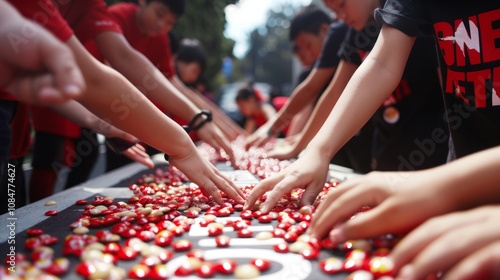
[[266, 141, 300, 160], [244, 123, 273, 150], [0, 11, 84, 104], [122, 144, 154, 169], [244, 149, 330, 213], [197, 122, 235, 165], [389, 205, 500, 280], [285, 134, 300, 146], [168, 149, 245, 205], [308, 170, 451, 244]]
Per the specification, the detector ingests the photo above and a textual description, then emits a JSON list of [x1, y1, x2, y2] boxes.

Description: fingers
[[392, 208, 500, 279], [211, 170, 245, 205], [444, 241, 500, 280], [123, 145, 154, 169], [309, 179, 378, 240], [243, 177, 276, 211], [396, 222, 499, 280], [299, 185, 321, 209], [40, 34, 85, 101], [214, 133, 235, 162], [260, 174, 307, 214], [390, 209, 486, 270]]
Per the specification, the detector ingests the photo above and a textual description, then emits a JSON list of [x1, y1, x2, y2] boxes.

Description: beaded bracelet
[[188, 109, 212, 131]]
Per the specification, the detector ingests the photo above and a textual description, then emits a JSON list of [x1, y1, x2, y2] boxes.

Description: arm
[[261, 103, 277, 121], [268, 60, 358, 159], [49, 100, 154, 168], [285, 102, 313, 137], [169, 76, 247, 140], [0, 1, 84, 104], [245, 67, 336, 148], [66, 35, 244, 204], [49, 100, 136, 140], [94, 32, 235, 160], [244, 25, 415, 213]]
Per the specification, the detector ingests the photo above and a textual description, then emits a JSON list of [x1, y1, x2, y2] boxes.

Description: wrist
[[188, 110, 212, 131]]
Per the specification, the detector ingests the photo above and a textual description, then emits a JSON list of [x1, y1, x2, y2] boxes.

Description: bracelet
[[188, 109, 212, 131]]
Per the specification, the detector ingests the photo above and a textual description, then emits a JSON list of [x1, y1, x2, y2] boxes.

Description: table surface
[[0, 155, 359, 279]]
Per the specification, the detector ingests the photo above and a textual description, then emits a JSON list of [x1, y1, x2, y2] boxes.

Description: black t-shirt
[[315, 22, 349, 69], [376, 1, 500, 159], [338, 19, 448, 171]]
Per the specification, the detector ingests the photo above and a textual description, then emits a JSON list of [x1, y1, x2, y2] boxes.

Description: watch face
[[383, 106, 400, 124]]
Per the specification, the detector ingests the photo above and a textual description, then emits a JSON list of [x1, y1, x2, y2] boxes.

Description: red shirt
[[85, 3, 175, 77], [0, 89, 16, 102], [9, 103, 32, 158]]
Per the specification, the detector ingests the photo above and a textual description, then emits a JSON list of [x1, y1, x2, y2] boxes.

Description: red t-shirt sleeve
[[69, 0, 123, 45], [8, 0, 73, 42], [0, 88, 17, 101], [108, 3, 175, 77]]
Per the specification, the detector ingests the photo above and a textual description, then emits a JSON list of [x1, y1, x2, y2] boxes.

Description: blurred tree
[[241, 3, 300, 94]]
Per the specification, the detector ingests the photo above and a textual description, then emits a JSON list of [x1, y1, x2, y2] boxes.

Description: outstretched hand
[[390, 206, 500, 279], [0, 6, 84, 104], [244, 149, 330, 213], [197, 122, 235, 165], [308, 170, 451, 245], [168, 149, 245, 205]]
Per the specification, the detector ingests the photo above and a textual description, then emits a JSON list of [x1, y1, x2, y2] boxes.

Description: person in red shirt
[[235, 86, 289, 135], [4, 0, 245, 208]]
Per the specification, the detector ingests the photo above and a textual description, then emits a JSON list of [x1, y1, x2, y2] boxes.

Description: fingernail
[[260, 203, 268, 213], [64, 84, 81, 96], [329, 227, 345, 245], [398, 265, 415, 280]]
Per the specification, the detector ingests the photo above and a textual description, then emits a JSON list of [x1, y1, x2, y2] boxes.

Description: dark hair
[[289, 5, 332, 41], [235, 87, 257, 102], [176, 39, 207, 72], [145, 0, 186, 16]]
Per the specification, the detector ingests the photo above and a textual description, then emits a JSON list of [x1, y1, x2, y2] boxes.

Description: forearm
[[49, 100, 113, 135], [69, 37, 194, 158], [286, 103, 313, 136], [95, 33, 200, 122], [268, 68, 334, 133], [429, 146, 500, 210], [293, 62, 356, 153], [306, 25, 415, 158], [169, 76, 244, 139]]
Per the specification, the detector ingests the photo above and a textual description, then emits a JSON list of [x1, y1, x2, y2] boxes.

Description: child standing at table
[[245, 0, 451, 211]]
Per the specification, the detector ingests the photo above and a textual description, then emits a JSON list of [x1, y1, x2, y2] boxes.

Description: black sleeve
[[375, 0, 433, 37], [314, 22, 349, 68]]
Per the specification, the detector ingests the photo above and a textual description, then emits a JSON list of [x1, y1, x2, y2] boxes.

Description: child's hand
[[0, 9, 84, 104], [390, 205, 500, 280], [197, 122, 235, 165], [123, 144, 154, 169], [168, 150, 245, 205], [308, 170, 453, 243], [244, 149, 330, 213], [266, 141, 300, 160], [244, 123, 273, 150]]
